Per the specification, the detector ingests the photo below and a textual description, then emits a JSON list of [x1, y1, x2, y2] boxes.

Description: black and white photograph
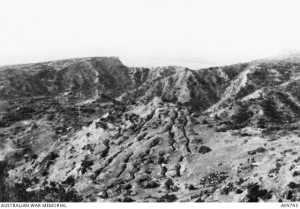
[[1, 0, 300, 206]]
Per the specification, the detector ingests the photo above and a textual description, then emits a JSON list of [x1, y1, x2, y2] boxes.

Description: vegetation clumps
[[287, 182, 300, 189], [137, 176, 160, 189], [230, 102, 254, 129], [198, 146, 212, 154], [116, 196, 135, 202], [199, 171, 228, 188], [156, 194, 178, 202], [247, 147, 267, 155], [80, 158, 94, 174], [293, 171, 300, 177], [1, 178, 83, 202], [245, 182, 272, 202]]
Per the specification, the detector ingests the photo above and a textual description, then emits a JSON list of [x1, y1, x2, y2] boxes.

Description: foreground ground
[[0, 96, 300, 202]]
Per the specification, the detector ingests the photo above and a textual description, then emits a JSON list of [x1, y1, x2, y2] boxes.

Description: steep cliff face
[[1, 57, 300, 202], [120, 64, 248, 111], [0, 57, 133, 99]]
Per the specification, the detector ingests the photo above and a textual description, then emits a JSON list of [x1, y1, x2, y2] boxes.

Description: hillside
[[0, 56, 300, 202]]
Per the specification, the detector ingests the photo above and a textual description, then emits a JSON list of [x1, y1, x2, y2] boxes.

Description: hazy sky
[[1, 0, 300, 69]]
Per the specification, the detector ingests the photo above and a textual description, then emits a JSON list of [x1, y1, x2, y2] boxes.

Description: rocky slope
[[0, 56, 300, 202]]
